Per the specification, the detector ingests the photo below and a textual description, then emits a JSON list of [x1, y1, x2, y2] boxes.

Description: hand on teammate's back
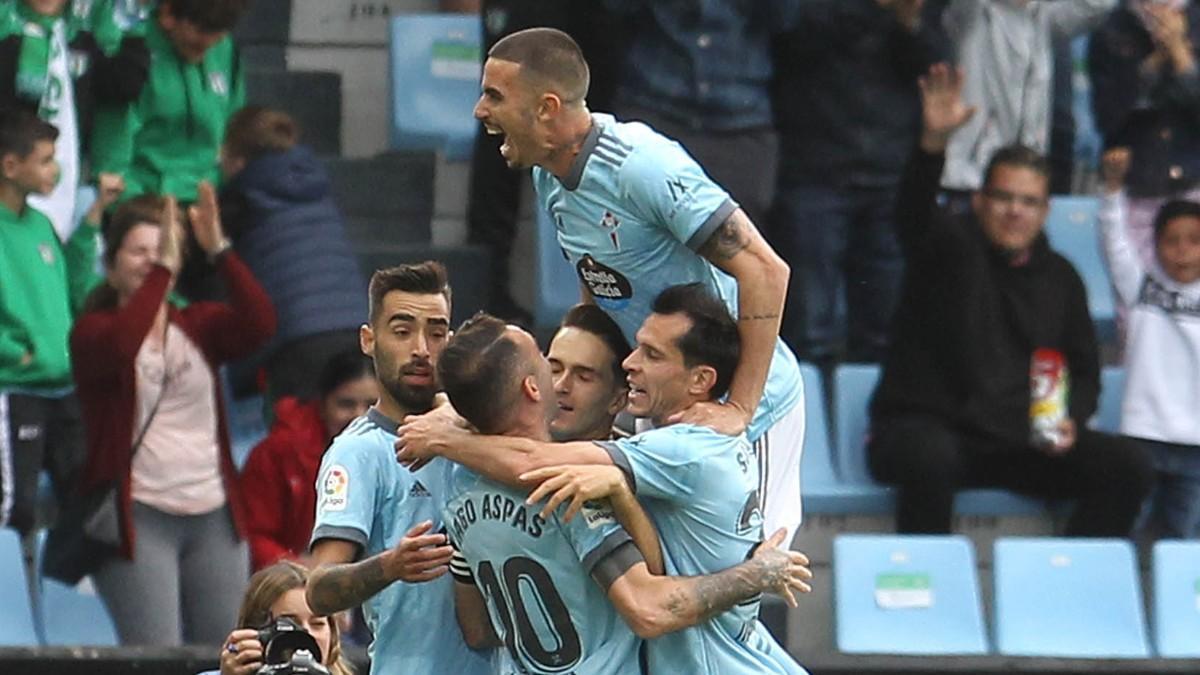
[[395, 408, 470, 470], [751, 528, 813, 608], [384, 520, 454, 583], [666, 399, 750, 436], [520, 464, 629, 521]]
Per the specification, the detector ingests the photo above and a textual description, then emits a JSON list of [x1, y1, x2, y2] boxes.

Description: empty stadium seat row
[[834, 534, 1200, 659], [800, 363, 1126, 517]]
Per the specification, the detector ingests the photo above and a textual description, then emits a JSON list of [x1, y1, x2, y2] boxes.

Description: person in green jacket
[[0, 106, 122, 534], [90, 0, 246, 203]]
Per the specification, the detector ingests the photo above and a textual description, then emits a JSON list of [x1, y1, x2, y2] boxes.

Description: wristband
[[207, 238, 232, 262]]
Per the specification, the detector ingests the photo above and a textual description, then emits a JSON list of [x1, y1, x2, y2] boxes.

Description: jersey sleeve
[[554, 501, 640, 590], [310, 436, 380, 553], [596, 428, 700, 504], [620, 139, 738, 252]]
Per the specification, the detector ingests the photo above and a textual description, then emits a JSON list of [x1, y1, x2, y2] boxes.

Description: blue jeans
[[768, 183, 903, 364], [1135, 438, 1200, 539]]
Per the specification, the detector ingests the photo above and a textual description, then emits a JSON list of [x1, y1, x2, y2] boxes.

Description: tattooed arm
[[306, 520, 454, 616], [688, 207, 789, 433], [605, 528, 811, 638]]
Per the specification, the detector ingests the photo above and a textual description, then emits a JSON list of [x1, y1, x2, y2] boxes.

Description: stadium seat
[[993, 537, 1149, 657], [799, 364, 893, 514], [1044, 197, 1116, 337], [833, 534, 987, 655], [1091, 366, 1125, 434], [388, 15, 482, 160], [0, 529, 39, 646], [1152, 540, 1200, 657], [534, 205, 581, 335], [31, 531, 119, 646], [831, 364, 1041, 516]]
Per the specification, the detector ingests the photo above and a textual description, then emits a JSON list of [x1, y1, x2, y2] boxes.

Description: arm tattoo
[[308, 555, 393, 616], [699, 212, 753, 263], [738, 312, 781, 322], [667, 553, 784, 621]]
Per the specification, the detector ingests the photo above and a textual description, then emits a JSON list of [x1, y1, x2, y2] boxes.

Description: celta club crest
[[599, 210, 620, 250]]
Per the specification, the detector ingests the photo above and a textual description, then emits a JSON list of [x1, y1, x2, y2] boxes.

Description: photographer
[[217, 561, 353, 675]]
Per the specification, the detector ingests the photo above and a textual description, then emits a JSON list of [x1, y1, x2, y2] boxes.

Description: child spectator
[[90, 0, 247, 202], [68, 184, 274, 645], [219, 106, 368, 406], [0, 0, 148, 239], [1099, 147, 1200, 539], [240, 350, 377, 572], [0, 107, 121, 535]]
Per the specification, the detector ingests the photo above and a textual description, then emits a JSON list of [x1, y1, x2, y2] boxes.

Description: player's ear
[[688, 365, 718, 399], [538, 92, 561, 120], [521, 374, 540, 402], [359, 323, 375, 358]]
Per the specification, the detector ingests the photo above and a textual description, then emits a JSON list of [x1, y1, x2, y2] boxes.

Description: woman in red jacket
[[241, 349, 376, 571], [70, 184, 275, 646]]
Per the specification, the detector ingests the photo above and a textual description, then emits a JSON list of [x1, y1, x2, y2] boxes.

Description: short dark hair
[[488, 27, 590, 104], [159, 0, 249, 32], [0, 107, 57, 160], [1152, 199, 1200, 241], [558, 304, 630, 383], [438, 313, 527, 434], [318, 349, 375, 400], [982, 144, 1051, 191], [650, 284, 740, 400], [367, 261, 452, 324], [224, 106, 299, 163]]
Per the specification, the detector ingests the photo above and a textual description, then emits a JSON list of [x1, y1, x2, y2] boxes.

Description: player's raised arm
[[685, 207, 789, 433]]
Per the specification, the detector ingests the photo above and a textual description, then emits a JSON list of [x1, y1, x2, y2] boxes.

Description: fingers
[[562, 493, 589, 523], [163, 194, 179, 227], [404, 520, 435, 539], [779, 585, 797, 608], [763, 527, 787, 550], [519, 466, 565, 485], [539, 481, 578, 520], [401, 544, 454, 565], [405, 565, 449, 583], [524, 471, 571, 504], [788, 550, 811, 568]]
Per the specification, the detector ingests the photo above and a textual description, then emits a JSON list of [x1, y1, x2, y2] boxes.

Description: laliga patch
[[580, 500, 616, 530], [320, 464, 349, 512]]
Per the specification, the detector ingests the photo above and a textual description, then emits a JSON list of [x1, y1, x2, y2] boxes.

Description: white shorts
[[755, 399, 805, 546]]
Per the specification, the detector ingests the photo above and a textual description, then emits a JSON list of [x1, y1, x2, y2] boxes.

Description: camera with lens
[[255, 617, 331, 675]]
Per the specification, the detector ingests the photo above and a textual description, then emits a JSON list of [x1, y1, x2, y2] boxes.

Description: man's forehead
[[380, 290, 449, 320], [550, 327, 614, 370], [639, 312, 690, 343]]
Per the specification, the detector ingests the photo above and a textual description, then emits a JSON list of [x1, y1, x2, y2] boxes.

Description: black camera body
[[256, 617, 332, 675]]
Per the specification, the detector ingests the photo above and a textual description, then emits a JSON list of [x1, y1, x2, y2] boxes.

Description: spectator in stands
[[0, 108, 118, 535], [1099, 147, 1200, 539], [939, 0, 1115, 211], [770, 0, 945, 366], [467, 1, 621, 325], [605, 0, 802, 228], [240, 350, 377, 572], [91, 0, 248, 301], [215, 561, 354, 675], [0, 0, 149, 240], [866, 64, 1152, 536], [548, 303, 630, 442], [1090, 0, 1200, 267], [70, 185, 275, 645], [219, 106, 368, 406]]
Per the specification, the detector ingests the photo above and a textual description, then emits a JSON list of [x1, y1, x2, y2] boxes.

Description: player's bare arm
[[679, 207, 788, 435], [453, 581, 500, 649], [307, 521, 453, 616], [607, 528, 812, 638]]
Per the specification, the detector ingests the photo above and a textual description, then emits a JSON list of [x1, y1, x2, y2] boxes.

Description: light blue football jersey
[[442, 463, 644, 675], [598, 425, 807, 674], [311, 409, 492, 675], [531, 113, 803, 441]]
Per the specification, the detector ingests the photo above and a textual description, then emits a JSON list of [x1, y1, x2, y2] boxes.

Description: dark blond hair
[[224, 106, 300, 163], [236, 561, 354, 675]]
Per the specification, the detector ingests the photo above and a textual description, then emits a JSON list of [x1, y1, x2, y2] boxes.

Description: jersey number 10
[[478, 556, 583, 673]]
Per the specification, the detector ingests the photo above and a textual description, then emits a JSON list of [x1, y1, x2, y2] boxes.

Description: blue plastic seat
[[1091, 366, 1125, 434], [993, 537, 1149, 657], [833, 534, 987, 655], [0, 529, 39, 646], [1044, 196, 1115, 336], [798, 364, 892, 514], [833, 364, 1046, 517], [388, 15, 482, 160], [32, 530, 119, 646], [1152, 540, 1200, 657], [534, 205, 581, 334]]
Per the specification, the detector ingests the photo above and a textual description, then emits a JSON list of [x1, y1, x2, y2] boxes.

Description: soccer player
[[548, 303, 632, 442], [305, 263, 490, 675], [471, 27, 806, 541], [401, 284, 808, 673], [438, 312, 811, 674]]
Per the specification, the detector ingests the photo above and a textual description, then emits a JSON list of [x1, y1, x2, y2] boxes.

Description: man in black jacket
[[867, 64, 1153, 536]]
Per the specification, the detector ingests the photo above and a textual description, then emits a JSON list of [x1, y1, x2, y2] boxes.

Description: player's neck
[[543, 108, 593, 180], [374, 391, 429, 426]]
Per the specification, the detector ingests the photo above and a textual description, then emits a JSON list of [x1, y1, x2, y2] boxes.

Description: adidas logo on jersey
[[409, 481, 432, 498]]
